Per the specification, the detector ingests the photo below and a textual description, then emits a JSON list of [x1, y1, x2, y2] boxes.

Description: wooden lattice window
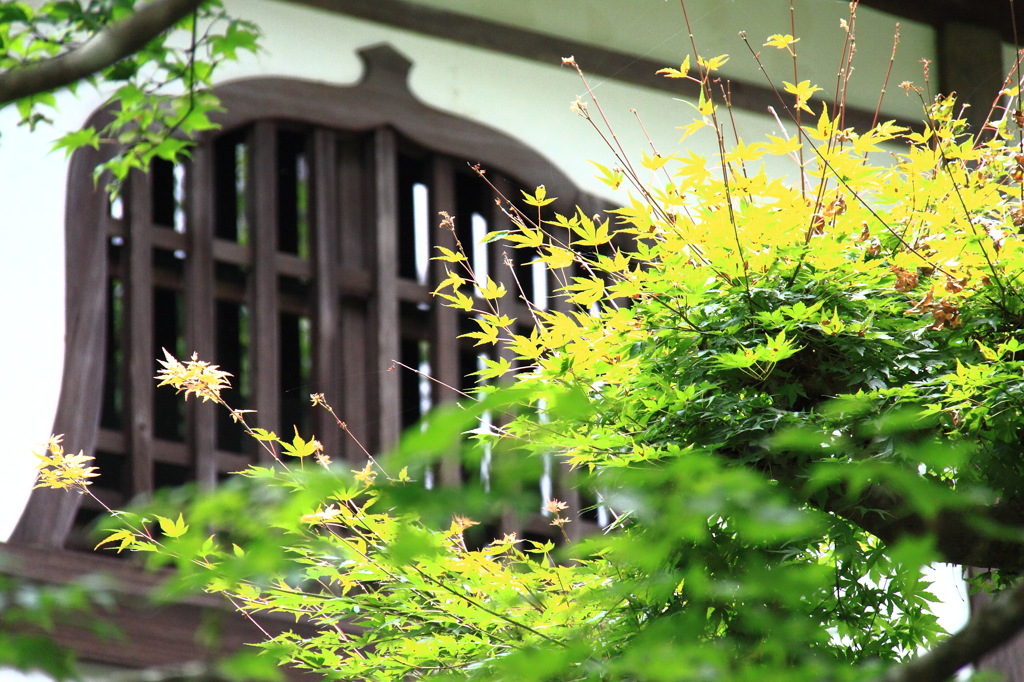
[[11, 44, 597, 553]]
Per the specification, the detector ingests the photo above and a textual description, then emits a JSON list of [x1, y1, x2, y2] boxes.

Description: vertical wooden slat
[[187, 147, 218, 487], [337, 140, 370, 462], [312, 129, 343, 460], [338, 138, 367, 272], [372, 128, 401, 452], [430, 156, 462, 487], [127, 170, 155, 495], [250, 122, 280, 461]]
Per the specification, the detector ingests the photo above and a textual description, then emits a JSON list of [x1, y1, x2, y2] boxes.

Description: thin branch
[[872, 578, 1024, 682], [759, 455, 1024, 572], [825, 484, 1024, 572], [0, 0, 204, 106]]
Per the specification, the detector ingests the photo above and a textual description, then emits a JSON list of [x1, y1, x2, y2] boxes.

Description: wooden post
[[372, 127, 401, 452], [250, 122, 281, 461]]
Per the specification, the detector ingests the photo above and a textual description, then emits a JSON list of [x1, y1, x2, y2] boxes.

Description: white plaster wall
[[0, 92, 97, 539], [409, 0, 936, 121]]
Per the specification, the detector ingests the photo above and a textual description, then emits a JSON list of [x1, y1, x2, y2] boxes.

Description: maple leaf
[[459, 323, 499, 346], [155, 349, 232, 403], [571, 214, 612, 247], [540, 246, 575, 269], [521, 185, 556, 207], [678, 119, 710, 141], [675, 151, 712, 185], [435, 270, 467, 292], [477, 277, 507, 300], [641, 150, 673, 171], [505, 227, 544, 249], [155, 513, 189, 539], [432, 246, 467, 262], [95, 529, 138, 553], [281, 427, 319, 458], [507, 328, 543, 359], [472, 356, 513, 380], [591, 161, 624, 190], [783, 79, 823, 113], [352, 461, 377, 486], [435, 290, 475, 311], [656, 55, 691, 79], [764, 34, 799, 50], [564, 276, 605, 307], [698, 54, 729, 71]]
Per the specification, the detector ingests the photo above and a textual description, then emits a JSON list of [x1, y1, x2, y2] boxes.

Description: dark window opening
[[154, 461, 194, 489], [153, 287, 185, 442], [397, 151, 430, 282], [100, 278, 125, 431], [214, 129, 250, 243], [280, 312, 312, 440], [277, 130, 311, 258], [151, 158, 185, 232], [92, 450, 128, 495], [216, 300, 250, 453]]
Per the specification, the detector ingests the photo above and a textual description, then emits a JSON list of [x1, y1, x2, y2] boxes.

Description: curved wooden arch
[[207, 44, 582, 205]]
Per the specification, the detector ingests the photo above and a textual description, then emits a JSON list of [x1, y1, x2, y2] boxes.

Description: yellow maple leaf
[[434, 290, 475, 311], [590, 161, 624, 190], [678, 119, 709, 141], [698, 54, 729, 71], [763, 34, 799, 50], [435, 270, 467, 292], [764, 134, 801, 157], [477, 277, 507, 300], [540, 245, 575, 270], [521, 185, 556, 207], [783, 79, 823, 114], [352, 461, 377, 485], [459, 322, 499, 346], [505, 227, 544, 249], [656, 55, 691, 79], [571, 214, 612, 247], [507, 328, 543, 359], [564, 276, 605, 307], [431, 246, 467, 262]]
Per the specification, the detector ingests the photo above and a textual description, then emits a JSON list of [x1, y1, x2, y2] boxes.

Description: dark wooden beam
[[938, 21, 1005, 135], [860, 0, 1024, 45], [0, 545, 319, 679], [287, 0, 906, 131]]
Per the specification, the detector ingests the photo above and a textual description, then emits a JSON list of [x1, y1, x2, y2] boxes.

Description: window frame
[[11, 43, 590, 551]]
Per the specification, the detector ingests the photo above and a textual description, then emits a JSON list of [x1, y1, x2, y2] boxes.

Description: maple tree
[[1, 0, 257, 181], [30, 3, 1024, 681]]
